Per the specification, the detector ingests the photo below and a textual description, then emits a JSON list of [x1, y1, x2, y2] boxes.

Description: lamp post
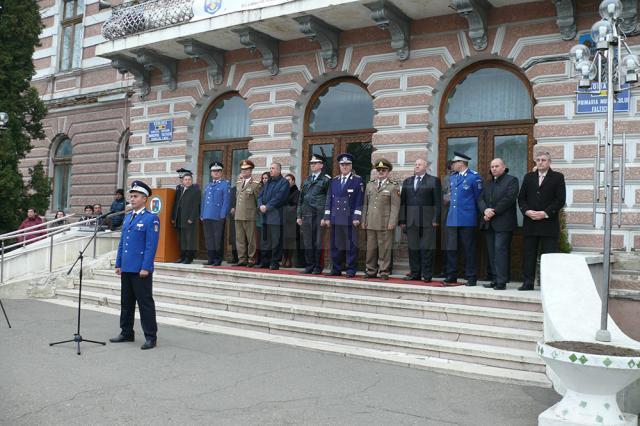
[[569, 0, 637, 342]]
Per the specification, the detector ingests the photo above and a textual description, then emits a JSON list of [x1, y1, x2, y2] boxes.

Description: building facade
[[27, 0, 640, 259]]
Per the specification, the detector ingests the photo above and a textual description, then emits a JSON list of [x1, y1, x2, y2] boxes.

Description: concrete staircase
[[53, 262, 549, 387]]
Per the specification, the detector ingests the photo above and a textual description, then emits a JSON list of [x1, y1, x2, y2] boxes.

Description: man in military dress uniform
[[322, 153, 364, 278], [234, 159, 261, 266], [110, 180, 160, 350], [361, 159, 400, 280], [297, 154, 331, 274], [171, 168, 200, 264], [445, 152, 483, 286], [201, 161, 231, 266]]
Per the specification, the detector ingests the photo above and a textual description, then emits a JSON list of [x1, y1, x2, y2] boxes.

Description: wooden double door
[[439, 125, 534, 281]]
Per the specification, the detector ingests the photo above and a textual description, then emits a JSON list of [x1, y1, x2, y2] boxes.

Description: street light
[[568, 0, 636, 343]]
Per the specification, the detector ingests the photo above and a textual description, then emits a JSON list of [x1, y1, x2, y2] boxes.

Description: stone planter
[[537, 341, 640, 425]]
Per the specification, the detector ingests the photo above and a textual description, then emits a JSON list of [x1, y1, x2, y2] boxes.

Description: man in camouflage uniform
[[361, 159, 400, 280], [234, 159, 261, 266]]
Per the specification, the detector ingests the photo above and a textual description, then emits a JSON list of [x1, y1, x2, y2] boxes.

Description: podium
[[146, 188, 180, 263]]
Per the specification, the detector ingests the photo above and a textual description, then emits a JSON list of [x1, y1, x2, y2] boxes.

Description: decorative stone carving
[[294, 15, 341, 69], [178, 38, 225, 85], [621, 0, 639, 35], [551, 0, 577, 41], [233, 27, 279, 75], [133, 48, 178, 91], [105, 53, 151, 97], [452, 0, 490, 51], [364, 0, 411, 60]]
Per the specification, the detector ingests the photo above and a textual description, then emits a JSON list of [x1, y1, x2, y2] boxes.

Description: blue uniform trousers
[[445, 226, 477, 281], [203, 219, 225, 263], [259, 223, 283, 267], [331, 225, 358, 274], [119, 272, 157, 341], [301, 213, 323, 272]]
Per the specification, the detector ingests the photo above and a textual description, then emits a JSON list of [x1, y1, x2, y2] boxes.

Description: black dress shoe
[[494, 284, 507, 290], [175, 258, 185, 264], [312, 270, 322, 275], [518, 284, 534, 291], [443, 277, 457, 284], [236, 261, 248, 267], [325, 271, 341, 276], [206, 260, 215, 266], [465, 279, 477, 287], [109, 334, 134, 343], [253, 263, 265, 268], [402, 275, 419, 281], [270, 264, 280, 270], [483, 282, 496, 288], [345, 273, 355, 278], [365, 273, 377, 279], [422, 277, 432, 282], [302, 268, 314, 274], [140, 340, 156, 350], [183, 258, 193, 265], [380, 273, 389, 280]]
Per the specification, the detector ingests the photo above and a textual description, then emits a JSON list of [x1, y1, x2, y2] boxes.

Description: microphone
[[95, 210, 126, 220]]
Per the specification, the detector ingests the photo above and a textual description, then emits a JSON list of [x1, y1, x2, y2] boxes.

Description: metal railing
[[102, 0, 194, 41], [0, 214, 106, 284]]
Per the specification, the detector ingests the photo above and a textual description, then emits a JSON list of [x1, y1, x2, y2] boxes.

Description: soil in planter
[[548, 341, 640, 357]]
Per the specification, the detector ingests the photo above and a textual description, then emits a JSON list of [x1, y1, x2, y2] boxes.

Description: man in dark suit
[[477, 158, 519, 290], [398, 158, 442, 282], [171, 169, 200, 264], [517, 150, 566, 291], [257, 162, 290, 270]]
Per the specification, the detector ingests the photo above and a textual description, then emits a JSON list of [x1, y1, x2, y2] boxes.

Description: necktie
[[414, 176, 421, 191], [341, 177, 346, 187], [131, 213, 137, 223], [312, 174, 317, 182], [539, 174, 545, 186], [377, 180, 382, 190]]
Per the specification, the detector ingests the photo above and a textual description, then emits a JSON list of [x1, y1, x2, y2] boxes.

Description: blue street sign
[[576, 82, 630, 114], [148, 119, 173, 142]]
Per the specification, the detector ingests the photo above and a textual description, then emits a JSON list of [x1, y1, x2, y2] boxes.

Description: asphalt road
[[0, 299, 559, 425]]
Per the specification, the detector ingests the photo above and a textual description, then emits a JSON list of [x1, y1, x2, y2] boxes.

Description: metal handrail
[[0, 215, 75, 240]]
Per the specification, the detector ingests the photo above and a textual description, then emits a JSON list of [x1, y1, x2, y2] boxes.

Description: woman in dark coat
[[282, 174, 300, 268], [171, 170, 200, 264]]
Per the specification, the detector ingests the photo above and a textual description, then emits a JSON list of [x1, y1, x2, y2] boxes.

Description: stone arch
[[291, 70, 374, 178], [428, 53, 534, 175]]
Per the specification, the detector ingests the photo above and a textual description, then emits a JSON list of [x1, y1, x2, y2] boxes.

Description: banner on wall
[[192, 0, 296, 22]]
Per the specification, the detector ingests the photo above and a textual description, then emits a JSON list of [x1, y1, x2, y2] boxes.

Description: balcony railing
[[102, 0, 194, 41]]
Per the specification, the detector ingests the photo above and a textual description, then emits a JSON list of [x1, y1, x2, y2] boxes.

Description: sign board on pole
[[148, 119, 173, 142], [576, 83, 630, 114]]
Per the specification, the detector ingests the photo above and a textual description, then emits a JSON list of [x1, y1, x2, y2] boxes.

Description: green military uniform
[[234, 160, 262, 265], [361, 159, 400, 279]]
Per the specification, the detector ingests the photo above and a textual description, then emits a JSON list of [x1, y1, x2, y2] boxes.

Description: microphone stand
[[0, 299, 10, 328], [49, 215, 112, 354]]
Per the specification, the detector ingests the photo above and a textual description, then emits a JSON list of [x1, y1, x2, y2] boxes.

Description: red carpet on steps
[[203, 265, 464, 288]]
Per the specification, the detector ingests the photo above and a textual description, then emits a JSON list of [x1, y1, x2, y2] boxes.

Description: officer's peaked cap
[[210, 161, 224, 171], [129, 180, 152, 196], [338, 153, 354, 164], [451, 151, 471, 162], [374, 159, 392, 171]]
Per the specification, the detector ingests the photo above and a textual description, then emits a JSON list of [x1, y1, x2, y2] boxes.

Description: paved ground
[[0, 299, 559, 425]]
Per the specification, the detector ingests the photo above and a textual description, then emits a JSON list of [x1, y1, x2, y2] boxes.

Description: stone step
[[149, 263, 543, 312], [56, 288, 545, 374], [611, 271, 640, 291], [91, 270, 543, 331], [77, 280, 540, 350], [42, 298, 551, 388]]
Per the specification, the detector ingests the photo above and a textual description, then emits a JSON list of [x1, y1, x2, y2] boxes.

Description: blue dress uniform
[[445, 152, 483, 285], [324, 155, 364, 276], [201, 162, 231, 265], [114, 181, 160, 347]]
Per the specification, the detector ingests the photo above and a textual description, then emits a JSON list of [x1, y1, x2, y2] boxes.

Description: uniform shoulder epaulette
[[252, 180, 260, 184], [470, 170, 478, 174], [334, 175, 340, 180]]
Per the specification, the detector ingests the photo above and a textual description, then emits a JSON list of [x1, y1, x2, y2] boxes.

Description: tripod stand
[[0, 299, 10, 328], [50, 220, 105, 354]]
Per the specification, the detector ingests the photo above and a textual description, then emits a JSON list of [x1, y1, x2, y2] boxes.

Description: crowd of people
[[169, 149, 565, 290]]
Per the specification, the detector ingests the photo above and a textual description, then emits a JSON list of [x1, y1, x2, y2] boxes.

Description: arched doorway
[[438, 61, 535, 280], [303, 78, 375, 180], [198, 92, 251, 259]]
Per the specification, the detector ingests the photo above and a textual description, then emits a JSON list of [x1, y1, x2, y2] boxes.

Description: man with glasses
[[322, 153, 364, 278], [517, 150, 566, 291]]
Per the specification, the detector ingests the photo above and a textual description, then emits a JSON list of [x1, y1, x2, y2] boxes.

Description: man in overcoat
[[257, 162, 289, 269], [477, 158, 519, 290], [171, 169, 200, 264], [517, 151, 566, 291]]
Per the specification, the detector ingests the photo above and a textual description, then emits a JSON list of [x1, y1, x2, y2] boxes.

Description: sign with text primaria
[[576, 82, 630, 114], [148, 120, 173, 142]]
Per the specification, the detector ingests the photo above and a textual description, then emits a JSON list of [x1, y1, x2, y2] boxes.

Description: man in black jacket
[[171, 169, 200, 264], [477, 158, 519, 290], [398, 158, 442, 282], [517, 151, 566, 291]]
